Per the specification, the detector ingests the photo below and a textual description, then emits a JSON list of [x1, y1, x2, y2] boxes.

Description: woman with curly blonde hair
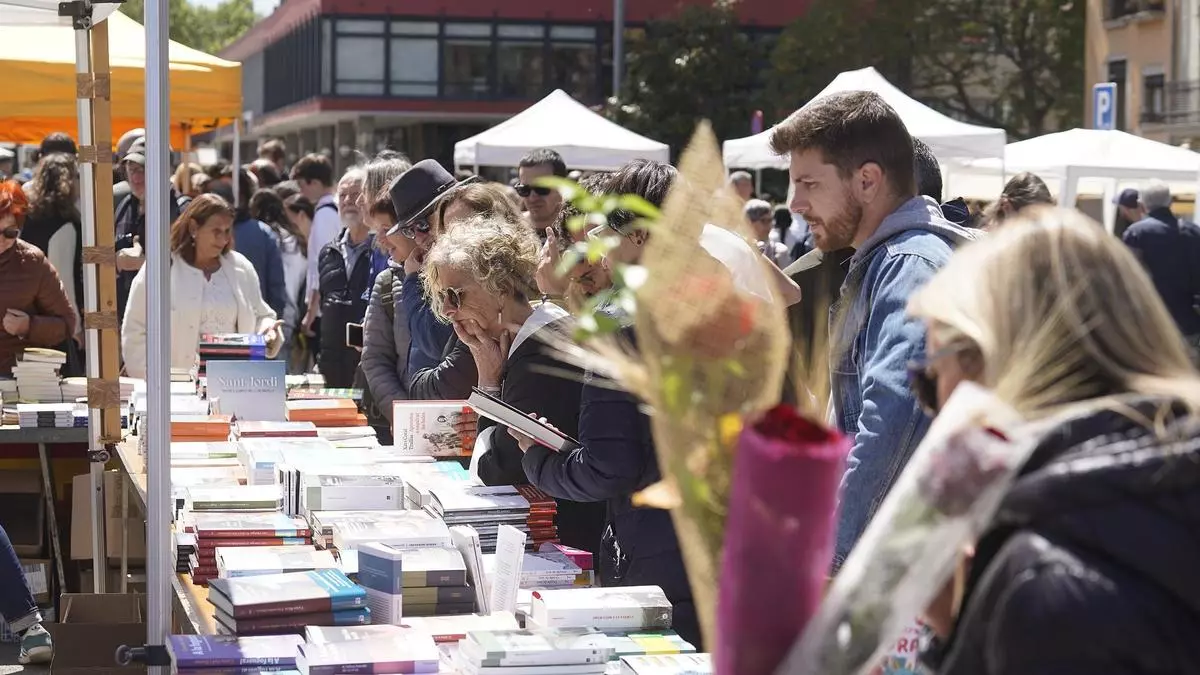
[[424, 213, 606, 556], [906, 207, 1200, 674]]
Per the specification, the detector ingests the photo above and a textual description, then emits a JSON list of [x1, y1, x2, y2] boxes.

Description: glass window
[[336, 35, 384, 95], [392, 21, 439, 36], [1109, 59, 1128, 130], [444, 39, 493, 97], [337, 81, 385, 95], [550, 25, 596, 40], [498, 24, 543, 39], [321, 19, 333, 94], [338, 19, 384, 34], [497, 41, 544, 98], [1143, 73, 1166, 123], [391, 37, 439, 97], [550, 42, 596, 101], [445, 23, 492, 38]]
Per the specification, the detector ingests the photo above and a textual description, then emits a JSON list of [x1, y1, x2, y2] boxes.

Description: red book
[[197, 537, 313, 551]]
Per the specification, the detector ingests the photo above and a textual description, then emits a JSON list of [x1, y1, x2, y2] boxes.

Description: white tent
[[0, 0, 118, 25], [454, 89, 670, 171], [723, 67, 1007, 170], [957, 128, 1200, 226]]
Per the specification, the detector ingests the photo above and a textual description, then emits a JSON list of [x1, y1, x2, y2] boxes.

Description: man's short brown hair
[[258, 138, 286, 164], [289, 153, 334, 187], [769, 91, 916, 198]]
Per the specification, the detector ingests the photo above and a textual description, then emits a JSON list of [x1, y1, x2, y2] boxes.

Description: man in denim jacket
[[770, 91, 980, 566]]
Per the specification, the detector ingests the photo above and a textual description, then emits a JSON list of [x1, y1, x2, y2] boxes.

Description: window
[[498, 25, 544, 98], [1142, 72, 1166, 123], [336, 35, 385, 95], [550, 42, 596, 101], [391, 38, 438, 96], [1109, 59, 1127, 130], [1105, 0, 1165, 21], [338, 19, 384, 34], [444, 25, 493, 98]]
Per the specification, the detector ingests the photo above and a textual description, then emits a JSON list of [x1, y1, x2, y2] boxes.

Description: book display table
[[115, 439, 218, 635]]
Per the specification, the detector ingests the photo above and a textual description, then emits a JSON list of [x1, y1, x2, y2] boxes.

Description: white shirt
[[306, 194, 340, 301], [46, 224, 79, 331], [277, 231, 307, 331], [509, 302, 570, 357], [198, 269, 240, 335]]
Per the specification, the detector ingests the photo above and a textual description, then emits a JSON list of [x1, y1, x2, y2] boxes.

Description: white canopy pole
[[71, 2, 107, 593], [144, 0, 171, 668]]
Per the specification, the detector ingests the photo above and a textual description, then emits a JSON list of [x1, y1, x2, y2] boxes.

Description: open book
[[467, 387, 581, 453]]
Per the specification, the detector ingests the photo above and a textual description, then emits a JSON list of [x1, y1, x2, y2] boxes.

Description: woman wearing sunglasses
[[0, 180, 76, 377], [905, 207, 1200, 675], [423, 213, 605, 555]]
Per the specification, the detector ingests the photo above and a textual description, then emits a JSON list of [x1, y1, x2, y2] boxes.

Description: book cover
[[213, 608, 371, 636], [330, 512, 452, 552], [296, 635, 439, 675], [529, 587, 673, 631], [400, 547, 467, 588], [166, 634, 303, 668], [216, 546, 337, 578], [207, 569, 366, 619], [208, 360, 287, 422], [198, 538, 311, 552], [391, 402, 475, 457], [461, 628, 613, 668], [398, 613, 519, 644], [237, 421, 319, 438], [618, 654, 712, 675], [303, 625, 414, 645], [192, 513, 312, 538], [189, 485, 283, 512], [603, 631, 697, 659]]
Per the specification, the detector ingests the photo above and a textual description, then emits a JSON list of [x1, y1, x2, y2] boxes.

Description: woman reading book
[[423, 213, 605, 556], [122, 194, 282, 377]]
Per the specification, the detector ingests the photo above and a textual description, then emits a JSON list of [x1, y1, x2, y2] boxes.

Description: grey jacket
[[361, 267, 410, 423]]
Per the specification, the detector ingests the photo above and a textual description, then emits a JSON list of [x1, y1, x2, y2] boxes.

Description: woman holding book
[[0, 179, 75, 377], [122, 194, 282, 378], [423, 213, 606, 556], [906, 208, 1200, 674]]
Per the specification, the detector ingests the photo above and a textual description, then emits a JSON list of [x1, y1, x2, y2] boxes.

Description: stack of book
[[398, 613, 520, 644], [295, 467, 407, 516], [11, 348, 65, 402], [455, 628, 615, 675], [527, 586, 674, 633], [483, 549, 592, 591], [207, 569, 369, 636], [425, 485, 532, 554], [287, 387, 362, 402], [401, 462, 475, 509], [328, 510, 452, 553], [307, 510, 446, 551], [286, 399, 365, 428], [172, 414, 232, 443], [215, 545, 339, 580], [357, 543, 475, 623], [166, 634, 303, 674], [235, 420, 319, 439], [61, 375, 136, 405], [295, 633, 439, 675], [314, 426, 378, 446], [0, 376, 17, 404], [539, 543, 594, 578], [188, 485, 283, 512], [186, 512, 314, 586], [303, 624, 411, 645], [15, 402, 77, 428], [605, 631, 698, 662], [516, 485, 560, 549], [197, 333, 268, 378]]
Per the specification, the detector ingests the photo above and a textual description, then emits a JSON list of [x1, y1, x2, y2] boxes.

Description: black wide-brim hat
[[386, 159, 479, 236]]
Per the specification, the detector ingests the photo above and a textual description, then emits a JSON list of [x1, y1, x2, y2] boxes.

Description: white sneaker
[[17, 623, 52, 665]]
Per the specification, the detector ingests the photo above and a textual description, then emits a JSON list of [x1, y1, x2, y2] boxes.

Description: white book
[[303, 624, 414, 645], [330, 511, 452, 552], [529, 587, 673, 631], [296, 635, 439, 675], [619, 654, 712, 675], [215, 545, 337, 579]]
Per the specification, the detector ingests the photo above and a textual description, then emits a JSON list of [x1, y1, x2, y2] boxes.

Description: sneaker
[[18, 623, 52, 665]]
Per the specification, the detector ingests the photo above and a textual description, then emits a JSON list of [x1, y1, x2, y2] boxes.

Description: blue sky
[[192, 0, 278, 19]]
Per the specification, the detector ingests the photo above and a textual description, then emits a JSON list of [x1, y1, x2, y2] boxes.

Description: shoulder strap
[[378, 269, 396, 322], [316, 201, 338, 214]]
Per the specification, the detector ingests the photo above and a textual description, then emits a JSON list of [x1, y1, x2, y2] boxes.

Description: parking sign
[[1093, 82, 1117, 130]]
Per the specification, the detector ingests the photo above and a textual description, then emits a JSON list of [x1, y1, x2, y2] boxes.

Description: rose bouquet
[[774, 382, 1031, 675]]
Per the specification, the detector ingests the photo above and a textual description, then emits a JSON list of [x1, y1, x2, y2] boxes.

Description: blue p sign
[[1094, 82, 1117, 130]]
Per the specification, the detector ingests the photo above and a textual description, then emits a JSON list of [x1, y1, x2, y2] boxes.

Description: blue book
[[166, 634, 303, 668]]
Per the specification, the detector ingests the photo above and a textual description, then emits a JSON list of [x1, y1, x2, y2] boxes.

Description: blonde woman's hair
[[424, 213, 540, 321], [435, 182, 524, 236], [908, 206, 1200, 420]]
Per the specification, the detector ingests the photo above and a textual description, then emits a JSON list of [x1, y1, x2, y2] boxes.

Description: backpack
[[316, 201, 338, 215]]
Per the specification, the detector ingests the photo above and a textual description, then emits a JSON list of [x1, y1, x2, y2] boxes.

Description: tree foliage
[[606, 1, 764, 155], [767, 0, 1085, 138], [119, 0, 258, 56]]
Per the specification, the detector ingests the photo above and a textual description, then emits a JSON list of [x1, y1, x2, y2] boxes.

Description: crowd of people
[[1, 90, 1200, 671]]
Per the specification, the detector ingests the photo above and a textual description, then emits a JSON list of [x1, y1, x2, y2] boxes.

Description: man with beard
[[516, 149, 566, 242], [771, 92, 979, 568], [314, 168, 372, 387]]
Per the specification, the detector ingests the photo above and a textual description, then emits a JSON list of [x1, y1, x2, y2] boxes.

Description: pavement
[[0, 643, 48, 674]]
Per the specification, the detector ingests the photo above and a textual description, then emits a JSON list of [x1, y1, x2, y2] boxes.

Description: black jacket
[[114, 191, 180, 321], [521, 327, 699, 649], [409, 332, 478, 401], [475, 317, 607, 556], [316, 234, 372, 388], [926, 399, 1200, 675], [1122, 208, 1200, 337]]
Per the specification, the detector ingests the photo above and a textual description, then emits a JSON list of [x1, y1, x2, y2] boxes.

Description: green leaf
[[617, 195, 663, 220], [533, 176, 582, 202], [618, 265, 649, 291], [585, 235, 620, 263], [565, 214, 589, 235], [556, 247, 583, 277]]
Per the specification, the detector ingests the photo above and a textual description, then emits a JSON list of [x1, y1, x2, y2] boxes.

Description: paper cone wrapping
[[716, 405, 849, 675]]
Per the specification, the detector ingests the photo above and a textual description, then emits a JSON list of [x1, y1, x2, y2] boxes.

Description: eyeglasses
[[515, 184, 553, 198], [396, 216, 433, 239], [439, 286, 465, 311], [1, 226, 19, 239], [907, 343, 973, 416]]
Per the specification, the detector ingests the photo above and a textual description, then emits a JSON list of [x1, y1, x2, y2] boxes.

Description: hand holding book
[[507, 413, 557, 453]]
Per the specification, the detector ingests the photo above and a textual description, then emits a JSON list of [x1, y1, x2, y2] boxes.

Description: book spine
[[198, 538, 310, 550], [193, 502, 281, 511], [198, 528, 313, 538], [307, 661, 421, 675], [173, 656, 296, 669], [230, 600, 337, 619]]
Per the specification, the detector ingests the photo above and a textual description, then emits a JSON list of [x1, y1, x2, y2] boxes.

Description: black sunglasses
[[515, 184, 553, 198], [439, 287, 465, 311], [1, 226, 19, 239], [907, 343, 972, 415], [397, 216, 433, 239]]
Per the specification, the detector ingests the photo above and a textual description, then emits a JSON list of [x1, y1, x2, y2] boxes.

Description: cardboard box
[[46, 594, 146, 675], [70, 472, 147, 563], [0, 470, 45, 557], [77, 567, 147, 595], [18, 559, 49, 605]]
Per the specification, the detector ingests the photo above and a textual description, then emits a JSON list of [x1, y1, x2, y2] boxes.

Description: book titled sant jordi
[[166, 634, 304, 669], [207, 360, 287, 422], [392, 401, 474, 457]]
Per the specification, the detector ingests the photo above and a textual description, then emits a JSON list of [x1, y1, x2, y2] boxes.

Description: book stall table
[[115, 438, 218, 635], [0, 425, 90, 608]]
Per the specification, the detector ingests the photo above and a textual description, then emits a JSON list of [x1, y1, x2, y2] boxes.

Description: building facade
[[220, 0, 806, 173], [1085, 0, 1200, 144]]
